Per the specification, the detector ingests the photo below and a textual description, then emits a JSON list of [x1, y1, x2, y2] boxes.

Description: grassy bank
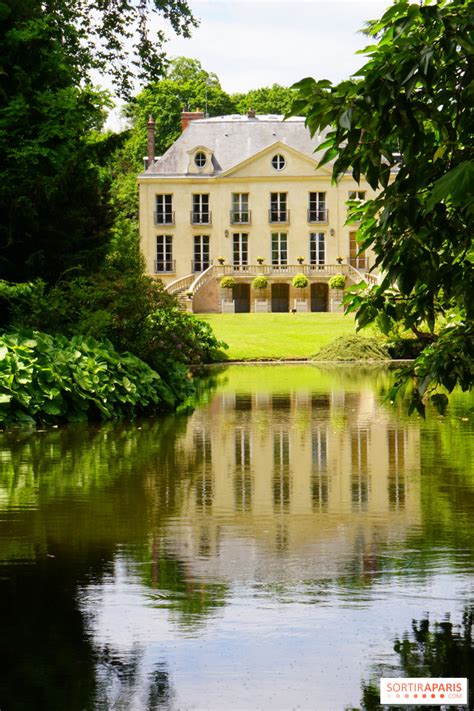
[[198, 313, 356, 360]]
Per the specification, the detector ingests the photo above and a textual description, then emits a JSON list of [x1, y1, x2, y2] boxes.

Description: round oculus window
[[272, 154, 286, 170], [194, 151, 207, 168]]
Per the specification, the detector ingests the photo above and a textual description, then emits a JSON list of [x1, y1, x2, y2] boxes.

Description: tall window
[[271, 232, 288, 266], [348, 190, 366, 201], [231, 193, 250, 224], [233, 233, 248, 266], [308, 192, 327, 222], [193, 235, 210, 272], [310, 232, 325, 265], [269, 192, 288, 223], [349, 231, 368, 269], [155, 194, 173, 225], [347, 190, 366, 224], [155, 235, 173, 273], [191, 194, 210, 224]]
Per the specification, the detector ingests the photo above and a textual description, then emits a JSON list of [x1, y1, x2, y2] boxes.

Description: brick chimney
[[147, 115, 156, 169], [181, 108, 205, 132]]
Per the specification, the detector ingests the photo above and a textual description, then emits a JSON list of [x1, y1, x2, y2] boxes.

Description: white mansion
[[138, 110, 379, 313]]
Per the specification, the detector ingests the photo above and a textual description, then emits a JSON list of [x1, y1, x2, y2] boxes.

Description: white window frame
[[233, 233, 249, 266], [193, 235, 210, 272], [231, 193, 250, 223], [155, 194, 173, 225], [192, 194, 210, 224], [156, 234, 173, 273], [310, 232, 325, 265], [271, 232, 288, 266]]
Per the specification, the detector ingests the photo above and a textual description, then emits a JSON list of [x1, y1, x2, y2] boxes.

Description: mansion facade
[[138, 111, 379, 313]]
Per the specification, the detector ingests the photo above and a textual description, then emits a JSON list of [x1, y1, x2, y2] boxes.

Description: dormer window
[[272, 154, 286, 171], [187, 145, 214, 174], [194, 151, 207, 168]]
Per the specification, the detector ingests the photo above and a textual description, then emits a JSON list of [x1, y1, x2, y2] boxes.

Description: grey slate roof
[[142, 115, 330, 177]]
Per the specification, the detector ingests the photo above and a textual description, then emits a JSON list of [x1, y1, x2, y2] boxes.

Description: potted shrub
[[297, 256, 305, 264], [336, 256, 343, 264], [217, 256, 225, 265], [256, 256, 265, 265], [328, 274, 346, 290], [292, 273, 309, 290], [220, 276, 236, 290], [252, 275, 268, 290]]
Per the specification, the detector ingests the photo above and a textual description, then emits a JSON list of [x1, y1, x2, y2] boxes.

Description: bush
[[312, 335, 390, 361], [0, 331, 175, 426], [220, 276, 236, 289], [292, 273, 309, 289], [328, 274, 346, 290], [252, 275, 268, 290], [2, 270, 229, 407], [142, 308, 228, 372]]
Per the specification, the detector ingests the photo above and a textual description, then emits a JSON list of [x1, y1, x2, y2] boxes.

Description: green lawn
[[198, 313, 356, 360]]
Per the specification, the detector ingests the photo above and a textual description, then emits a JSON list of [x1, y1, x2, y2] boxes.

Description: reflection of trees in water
[[94, 646, 173, 710], [350, 608, 473, 711]]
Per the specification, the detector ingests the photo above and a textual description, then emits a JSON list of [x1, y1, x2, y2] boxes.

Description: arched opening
[[271, 283, 289, 312], [311, 283, 328, 312], [233, 283, 250, 313]]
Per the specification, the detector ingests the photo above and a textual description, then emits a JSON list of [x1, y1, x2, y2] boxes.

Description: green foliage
[[1, 1, 196, 101], [252, 275, 268, 290], [291, 0, 474, 414], [124, 57, 236, 164], [4, 270, 228, 405], [232, 84, 295, 115], [358, 609, 474, 710], [292, 273, 309, 289], [312, 335, 390, 362], [220, 276, 236, 289], [142, 308, 229, 373], [0, 2, 116, 281], [328, 274, 346, 290], [0, 331, 175, 426]]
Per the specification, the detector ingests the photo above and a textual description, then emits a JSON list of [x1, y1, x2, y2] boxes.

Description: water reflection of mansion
[[165, 386, 421, 580]]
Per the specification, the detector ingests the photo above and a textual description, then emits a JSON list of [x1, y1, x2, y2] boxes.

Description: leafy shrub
[[328, 274, 346, 290], [220, 276, 236, 289], [7, 273, 176, 353], [292, 273, 309, 289], [0, 331, 176, 426], [312, 335, 390, 361], [142, 308, 228, 372], [252, 275, 268, 290]]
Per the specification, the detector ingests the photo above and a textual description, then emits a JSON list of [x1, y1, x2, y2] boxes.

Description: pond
[[0, 365, 472, 710]]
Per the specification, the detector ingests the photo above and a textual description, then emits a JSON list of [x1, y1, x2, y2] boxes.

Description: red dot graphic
[[431, 693, 436, 698], [441, 694, 445, 699], [414, 694, 418, 699]]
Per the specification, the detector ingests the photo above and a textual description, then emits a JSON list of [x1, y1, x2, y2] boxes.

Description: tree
[[13, 0, 197, 100], [291, 0, 473, 415], [0, 1, 197, 282], [124, 57, 236, 163], [233, 84, 295, 115], [0, 2, 116, 281]]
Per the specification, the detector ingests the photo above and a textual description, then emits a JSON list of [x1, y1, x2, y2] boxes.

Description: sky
[[106, 0, 392, 129]]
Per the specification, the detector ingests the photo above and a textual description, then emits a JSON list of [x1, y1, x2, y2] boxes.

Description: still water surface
[[0, 366, 473, 711]]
